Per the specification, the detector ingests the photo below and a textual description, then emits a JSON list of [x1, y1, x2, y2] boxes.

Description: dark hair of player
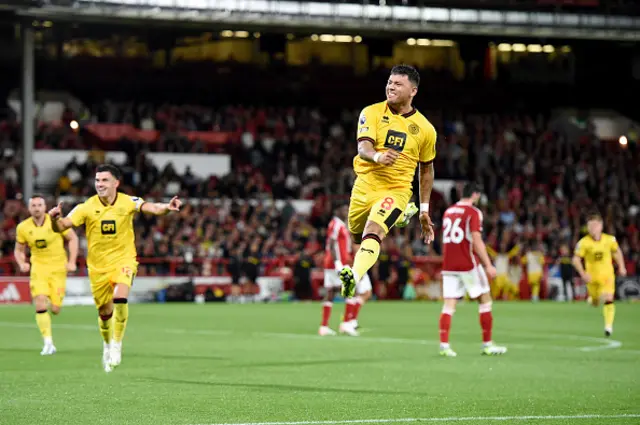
[[462, 182, 483, 198], [96, 164, 122, 181], [390, 64, 420, 88], [30, 194, 45, 201], [587, 212, 603, 222]]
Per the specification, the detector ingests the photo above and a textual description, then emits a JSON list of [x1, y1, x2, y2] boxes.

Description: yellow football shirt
[[574, 234, 619, 279], [67, 193, 144, 273], [16, 215, 69, 271], [354, 101, 437, 191]]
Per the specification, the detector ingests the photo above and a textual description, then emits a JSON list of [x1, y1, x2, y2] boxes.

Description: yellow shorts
[[30, 268, 67, 307], [528, 272, 542, 286], [494, 275, 518, 292], [89, 263, 137, 308], [348, 181, 411, 238], [587, 276, 615, 299]]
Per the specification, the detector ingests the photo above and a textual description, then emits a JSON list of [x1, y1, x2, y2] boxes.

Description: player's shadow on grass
[[226, 357, 389, 368], [132, 352, 229, 362], [0, 348, 228, 362], [142, 376, 423, 396]]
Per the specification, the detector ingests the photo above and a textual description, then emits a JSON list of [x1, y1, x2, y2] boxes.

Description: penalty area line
[[189, 414, 640, 425]]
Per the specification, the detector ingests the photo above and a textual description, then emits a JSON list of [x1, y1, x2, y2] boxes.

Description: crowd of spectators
[[1, 98, 639, 284]]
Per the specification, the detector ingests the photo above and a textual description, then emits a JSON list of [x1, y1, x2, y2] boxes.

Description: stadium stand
[[1, 81, 638, 299]]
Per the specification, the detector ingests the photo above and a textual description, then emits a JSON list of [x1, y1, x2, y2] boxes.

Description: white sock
[[440, 343, 450, 349], [44, 336, 53, 345]]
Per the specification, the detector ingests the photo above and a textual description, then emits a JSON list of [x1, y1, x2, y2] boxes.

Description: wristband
[[420, 203, 429, 213], [373, 152, 382, 163]]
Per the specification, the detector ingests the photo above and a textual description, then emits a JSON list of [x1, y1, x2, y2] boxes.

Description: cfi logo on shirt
[[101, 220, 116, 235], [35, 239, 47, 249]]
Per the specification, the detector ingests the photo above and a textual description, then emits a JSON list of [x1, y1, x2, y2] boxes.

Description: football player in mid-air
[[340, 64, 437, 298]]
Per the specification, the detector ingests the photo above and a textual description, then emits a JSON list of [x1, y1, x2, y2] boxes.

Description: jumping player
[[439, 183, 507, 357], [340, 64, 437, 298]]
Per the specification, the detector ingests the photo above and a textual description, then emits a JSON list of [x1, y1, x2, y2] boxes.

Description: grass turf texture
[[0, 302, 639, 425]]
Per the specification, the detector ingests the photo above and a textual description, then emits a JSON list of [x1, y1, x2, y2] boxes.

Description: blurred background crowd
[[1, 0, 639, 298]]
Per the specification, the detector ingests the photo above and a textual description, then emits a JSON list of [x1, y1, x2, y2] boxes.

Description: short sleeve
[[574, 239, 586, 258], [130, 196, 145, 213], [61, 228, 71, 238], [67, 203, 87, 227], [356, 106, 377, 144], [419, 124, 437, 163], [610, 236, 619, 253], [16, 224, 26, 244], [469, 210, 482, 233]]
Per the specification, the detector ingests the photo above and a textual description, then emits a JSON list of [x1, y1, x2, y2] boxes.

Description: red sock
[[344, 300, 355, 322], [352, 297, 363, 320], [439, 313, 452, 344], [321, 302, 332, 326], [479, 303, 493, 343]]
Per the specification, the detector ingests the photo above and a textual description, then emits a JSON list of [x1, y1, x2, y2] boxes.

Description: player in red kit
[[439, 183, 507, 357], [320, 203, 372, 337]]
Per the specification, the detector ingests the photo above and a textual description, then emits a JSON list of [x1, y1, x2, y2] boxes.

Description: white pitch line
[[189, 413, 640, 425]]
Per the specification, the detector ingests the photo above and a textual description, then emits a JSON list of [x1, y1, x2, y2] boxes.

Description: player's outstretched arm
[[472, 231, 496, 278], [140, 196, 182, 216], [613, 247, 627, 277], [13, 242, 30, 273]]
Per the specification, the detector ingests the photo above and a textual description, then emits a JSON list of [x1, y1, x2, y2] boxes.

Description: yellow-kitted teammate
[[488, 241, 520, 300], [14, 195, 78, 356], [522, 242, 545, 302], [49, 164, 182, 372], [572, 212, 627, 337]]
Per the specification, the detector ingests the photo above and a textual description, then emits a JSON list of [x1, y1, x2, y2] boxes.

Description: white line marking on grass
[[189, 413, 640, 425], [579, 338, 622, 352]]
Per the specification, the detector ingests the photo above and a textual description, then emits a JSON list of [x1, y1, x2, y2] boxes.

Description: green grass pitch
[[0, 301, 639, 425]]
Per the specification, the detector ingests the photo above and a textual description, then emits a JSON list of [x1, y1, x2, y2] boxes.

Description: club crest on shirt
[[409, 124, 419, 135]]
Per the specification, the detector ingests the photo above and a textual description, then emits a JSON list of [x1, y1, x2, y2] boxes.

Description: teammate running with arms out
[[320, 203, 372, 336], [340, 64, 437, 297], [439, 183, 507, 357], [48, 164, 182, 372], [14, 195, 79, 356], [572, 212, 626, 337]]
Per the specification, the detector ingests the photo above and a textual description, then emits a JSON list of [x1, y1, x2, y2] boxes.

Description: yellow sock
[[531, 283, 540, 298], [98, 313, 113, 344], [114, 300, 129, 343], [35, 310, 52, 339], [352, 235, 381, 282], [603, 302, 615, 329]]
